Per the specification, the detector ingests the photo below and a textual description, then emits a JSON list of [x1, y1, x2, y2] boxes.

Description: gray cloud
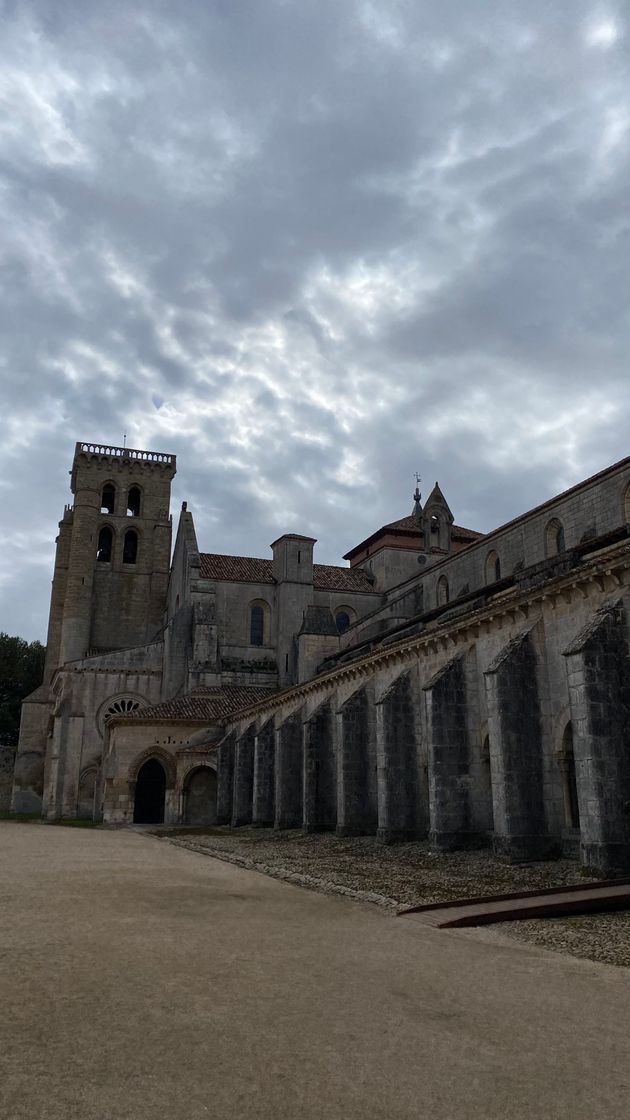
[[1, 0, 629, 638]]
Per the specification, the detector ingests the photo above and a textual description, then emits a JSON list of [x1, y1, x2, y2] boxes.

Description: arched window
[[485, 550, 501, 584], [127, 486, 141, 517], [96, 526, 113, 562], [250, 605, 265, 646], [101, 484, 115, 515], [123, 529, 138, 564], [437, 575, 449, 606], [545, 518, 566, 558], [335, 611, 351, 634]]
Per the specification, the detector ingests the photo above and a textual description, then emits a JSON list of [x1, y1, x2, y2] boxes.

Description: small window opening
[[285, 652, 289, 672], [336, 611, 351, 634], [297, 549, 301, 564], [546, 518, 566, 558], [437, 575, 449, 606], [101, 484, 115, 515], [561, 722, 580, 828], [485, 551, 501, 585], [96, 526, 113, 563], [127, 486, 141, 517], [250, 605, 264, 646], [123, 529, 138, 564]]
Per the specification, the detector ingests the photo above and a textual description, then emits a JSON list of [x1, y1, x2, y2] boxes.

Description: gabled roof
[[110, 685, 274, 724], [198, 553, 374, 593], [343, 517, 483, 560], [384, 516, 481, 540]]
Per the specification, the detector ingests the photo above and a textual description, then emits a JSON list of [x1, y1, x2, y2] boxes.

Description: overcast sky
[[1, 1, 629, 642]]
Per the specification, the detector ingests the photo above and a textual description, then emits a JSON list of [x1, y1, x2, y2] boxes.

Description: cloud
[[1, 0, 629, 639]]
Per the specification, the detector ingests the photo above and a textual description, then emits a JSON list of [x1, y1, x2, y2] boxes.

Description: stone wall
[[218, 539, 630, 875]]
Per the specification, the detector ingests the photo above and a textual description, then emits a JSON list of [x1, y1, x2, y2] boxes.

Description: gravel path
[[154, 826, 630, 967]]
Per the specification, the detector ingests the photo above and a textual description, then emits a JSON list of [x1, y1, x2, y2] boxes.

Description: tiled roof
[[111, 686, 274, 724], [384, 516, 483, 540], [312, 563, 374, 592], [199, 553, 374, 593], [199, 554, 274, 583]]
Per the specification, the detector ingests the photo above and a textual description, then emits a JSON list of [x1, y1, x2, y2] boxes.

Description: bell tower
[[51, 441, 177, 669]]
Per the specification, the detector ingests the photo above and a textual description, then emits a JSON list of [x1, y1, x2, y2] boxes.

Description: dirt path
[[1, 823, 629, 1120]]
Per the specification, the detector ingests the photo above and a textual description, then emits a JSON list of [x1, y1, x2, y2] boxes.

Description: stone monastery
[[11, 440, 630, 875]]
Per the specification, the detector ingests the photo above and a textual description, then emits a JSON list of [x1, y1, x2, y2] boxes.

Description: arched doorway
[[184, 768, 217, 827], [133, 759, 166, 824]]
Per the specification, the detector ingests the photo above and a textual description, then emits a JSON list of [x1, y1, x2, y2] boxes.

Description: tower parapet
[[71, 442, 176, 491]]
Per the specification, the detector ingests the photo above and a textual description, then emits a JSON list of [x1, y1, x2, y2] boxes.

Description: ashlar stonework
[[11, 442, 630, 876]]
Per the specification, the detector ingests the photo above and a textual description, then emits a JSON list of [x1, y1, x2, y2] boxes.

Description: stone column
[[303, 700, 336, 832], [424, 656, 472, 851], [274, 711, 303, 829], [484, 627, 554, 860], [336, 684, 377, 836], [252, 719, 275, 827], [564, 600, 630, 874], [232, 725, 255, 827], [216, 733, 235, 825], [376, 671, 426, 842]]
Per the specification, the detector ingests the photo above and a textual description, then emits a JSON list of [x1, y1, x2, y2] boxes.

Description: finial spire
[[412, 472, 422, 519]]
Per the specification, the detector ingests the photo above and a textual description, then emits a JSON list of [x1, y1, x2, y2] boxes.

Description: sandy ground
[[2, 822, 630, 1120], [163, 826, 630, 966]]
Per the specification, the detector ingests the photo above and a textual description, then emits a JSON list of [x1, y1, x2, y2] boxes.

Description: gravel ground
[[153, 826, 630, 967]]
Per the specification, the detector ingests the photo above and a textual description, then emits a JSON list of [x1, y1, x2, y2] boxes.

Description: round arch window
[[335, 611, 351, 634]]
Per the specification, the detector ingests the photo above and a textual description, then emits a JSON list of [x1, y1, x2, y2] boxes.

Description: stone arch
[[545, 517, 566, 558], [182, 765, 217, 826], [77, 765, 98, 819], [485, 550, 501, 584], [558, 719, 580, 829], [436, 575, 449, 607], [97, 693, 149, 738], [96, 524, 114, 562], [128, 746, 177, 790], [123, 527, 139, 564], [479, 730, 494, 833], [132, 758, 167, 824], [126, 484, 142, 517], [100, 482, 116, 515], [248, 598, 271, 646], [334, 605, 356, 634]]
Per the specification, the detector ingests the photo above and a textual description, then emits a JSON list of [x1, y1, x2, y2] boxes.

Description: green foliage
[[0, 634, 46, 746]]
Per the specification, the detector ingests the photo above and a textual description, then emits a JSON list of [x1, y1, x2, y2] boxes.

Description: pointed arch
[[128, 746, 176, 789]]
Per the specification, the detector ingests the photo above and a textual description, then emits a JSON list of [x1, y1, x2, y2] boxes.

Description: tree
[[0, 634, 46, 747]]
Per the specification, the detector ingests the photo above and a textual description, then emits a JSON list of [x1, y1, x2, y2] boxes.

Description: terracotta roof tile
[[312, 563, 374, 592], [199, 553, 374, 593], [199, 554, 273, 582], [384, 516, 483, 540], [111, 686, 274, 724]]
